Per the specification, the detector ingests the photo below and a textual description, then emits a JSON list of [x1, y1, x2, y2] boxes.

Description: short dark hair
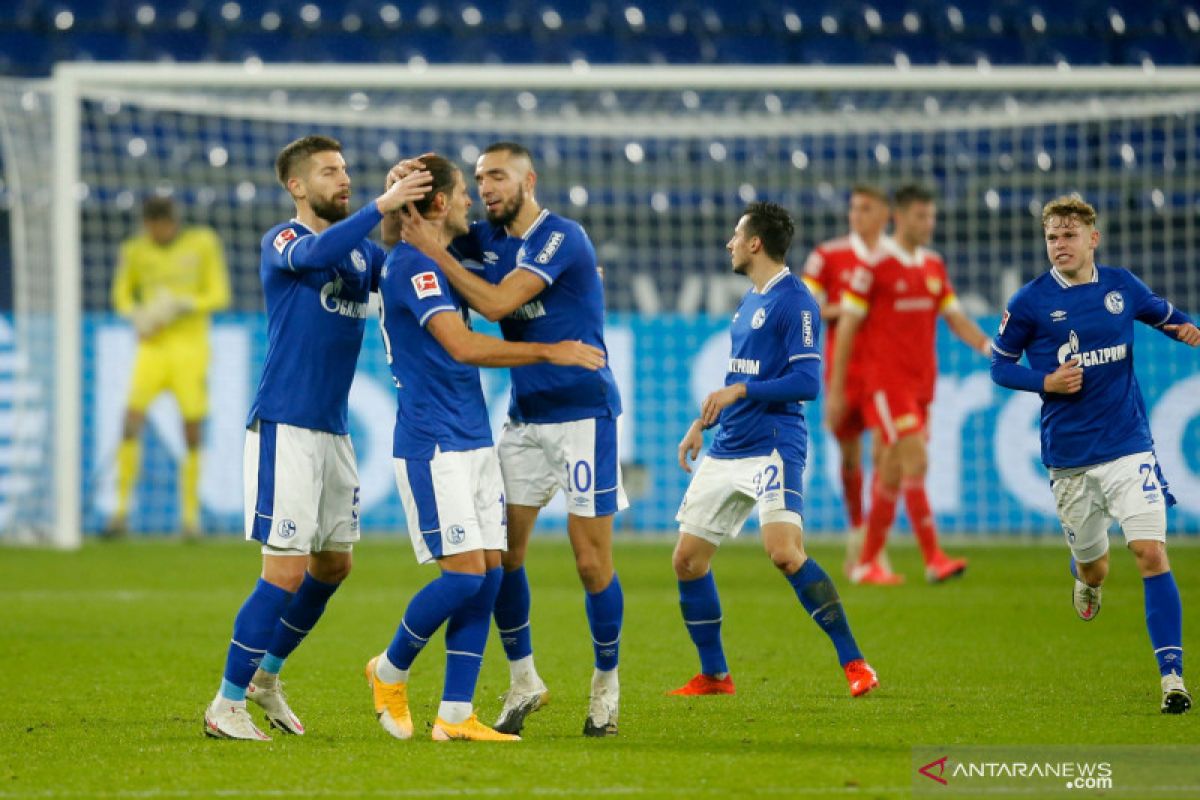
[[142, 196, 176, 221], [892, 184, 935, 209], [742, 201, 794, 261], [275, 135, 342, 186], [483, 141, 535, 166], [851, 184, 889, 205], [410, 154, 461, 216]]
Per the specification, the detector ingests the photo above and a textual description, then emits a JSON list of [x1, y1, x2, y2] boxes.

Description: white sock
[[374, 653, 409, 685], [509, 655, 540, 688], [592, 666, 619, 691], [438, 700, 472, 724]]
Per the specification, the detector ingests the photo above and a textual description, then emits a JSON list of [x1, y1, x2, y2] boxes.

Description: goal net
[[3, 65, 1200, 546]]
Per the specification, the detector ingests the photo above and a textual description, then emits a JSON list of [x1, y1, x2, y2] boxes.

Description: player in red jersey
[[801, 186, 891, 574], [827, 185, 992, 585]]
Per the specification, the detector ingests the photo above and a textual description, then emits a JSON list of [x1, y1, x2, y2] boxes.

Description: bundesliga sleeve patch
[[272, 228, 297, 254], [411, 271, 442, 299], [999, 310, 1010, 333]]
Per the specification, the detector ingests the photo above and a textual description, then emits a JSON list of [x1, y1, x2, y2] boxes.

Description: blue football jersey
[[710, 269, 822, 459], [992, 265, 1182, 469], [452, 210, 622, 423], [248, 211, 386, 435], [379, 243, 492, 460]]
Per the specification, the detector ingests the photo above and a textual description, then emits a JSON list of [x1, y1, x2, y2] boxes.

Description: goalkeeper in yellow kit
[[106, 197, 231, 539]]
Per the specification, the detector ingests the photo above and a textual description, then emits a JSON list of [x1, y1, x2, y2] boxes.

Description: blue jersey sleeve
[[515, 221, 585, 286], [263, 204, 384, 273], [1124, 269, 1195, 334], [392, 252, 460, 328], [745, 292, 821, 402], [990, 288, 1046, 393], [992, 288, 1037, 360]]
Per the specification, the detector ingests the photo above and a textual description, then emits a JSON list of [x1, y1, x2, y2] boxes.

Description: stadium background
[[1, 1, 1200, 539]]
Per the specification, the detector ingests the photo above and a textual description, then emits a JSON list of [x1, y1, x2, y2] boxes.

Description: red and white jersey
[[801, 232, 889, 381], [840, 240, 958, 401]]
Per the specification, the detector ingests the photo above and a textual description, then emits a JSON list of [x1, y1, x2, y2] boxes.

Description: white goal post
[[3, 63, 1200, 547]]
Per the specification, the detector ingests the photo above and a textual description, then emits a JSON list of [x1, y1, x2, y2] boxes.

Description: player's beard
[[485, 187, 524, 227], [311, 194, 350, 223]]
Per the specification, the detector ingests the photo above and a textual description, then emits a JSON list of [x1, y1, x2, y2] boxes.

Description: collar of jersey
[[519, 208, 551, 240], [1050, 265, 1099, 288], [882, 237, 925, 267], [289, 218, 315, 235], [755, 266, 791, 294], [849, 232, 890, 264]]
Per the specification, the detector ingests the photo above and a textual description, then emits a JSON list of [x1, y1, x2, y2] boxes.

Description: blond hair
[[1042, 195, 1097, 228]]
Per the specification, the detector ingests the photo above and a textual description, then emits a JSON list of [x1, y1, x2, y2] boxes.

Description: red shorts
[[864, 387, 930, 445], [831, 373, 869, 441]]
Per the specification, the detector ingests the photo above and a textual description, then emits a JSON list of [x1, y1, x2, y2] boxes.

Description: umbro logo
[[1050, 309, 1067, 322]]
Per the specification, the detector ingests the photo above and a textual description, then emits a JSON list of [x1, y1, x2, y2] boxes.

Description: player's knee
[[672, 549, 708, 581], [1129, 539, 1169, 576], [122, 411, 145, 440], [575, 551, 611, 591], [766, 545, 804, 574], [501, 542, 527, 570]]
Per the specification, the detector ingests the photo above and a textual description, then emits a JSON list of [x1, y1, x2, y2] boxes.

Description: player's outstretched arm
[[283, 171, 432, 272], [401, 207, 544, 321], [943, 306, 992, 356], [677, 420, 705, 473], [1163, 323, 1200, 346], [426, 311, 605, 369]]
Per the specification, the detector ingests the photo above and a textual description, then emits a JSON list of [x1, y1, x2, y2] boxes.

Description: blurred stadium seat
[[0, 0, 1192, 72]]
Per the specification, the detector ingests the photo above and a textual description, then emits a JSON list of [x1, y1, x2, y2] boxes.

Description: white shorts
[[1050, 451, 1167, 563], [244, 420, 361, 555], [675, 449, 806, 546], [498, 417, 629, 518], [394, 446, 507, 565]]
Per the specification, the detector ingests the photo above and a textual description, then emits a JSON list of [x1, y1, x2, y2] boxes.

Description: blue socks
[[787, 559, 863, 667], [585, 573, 624, 671], [1144, 571, 1184, 677], [387, 570, 485, 671], [494, 566, 534, 662], [260, 572, 341, 675], [443, 567, 503, 703], [220, 578, 294, 701], [679, 571, 728, 677]]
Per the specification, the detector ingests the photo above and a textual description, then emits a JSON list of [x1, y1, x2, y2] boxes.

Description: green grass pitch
[[0, 536, 1196, 799]]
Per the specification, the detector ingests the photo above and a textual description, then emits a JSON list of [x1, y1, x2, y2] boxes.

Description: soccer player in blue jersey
[[365, 154, 605, 742], [669, 202, 878, 699], [991, 195, 1198, 714], [202, 136, 433, 740], [392, 143, 625, 736]]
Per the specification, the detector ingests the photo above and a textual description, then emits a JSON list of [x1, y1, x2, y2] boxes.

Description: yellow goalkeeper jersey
[[111, 226, 231, 345]]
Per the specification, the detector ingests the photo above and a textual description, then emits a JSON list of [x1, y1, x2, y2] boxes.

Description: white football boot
[[247, 671, 305, 735], [1161, 671, 1192, 715], [1072, 579, 1102, 621], [204, 698, 271, 741]]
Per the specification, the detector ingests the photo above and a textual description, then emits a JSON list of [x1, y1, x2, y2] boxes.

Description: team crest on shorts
[[446, 525, 466, 545], [1104, 291, 1124, 315], [751, 308, 767, 329], [277, 519, 297, 539]]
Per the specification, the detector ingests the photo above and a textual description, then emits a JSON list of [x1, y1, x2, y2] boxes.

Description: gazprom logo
[[320, 281, 369, 319]]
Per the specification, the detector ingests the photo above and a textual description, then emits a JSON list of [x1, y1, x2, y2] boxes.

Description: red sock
[[840, 465, 864, 528], [859, 480, 898, 565], [902, 478, 942, 564]]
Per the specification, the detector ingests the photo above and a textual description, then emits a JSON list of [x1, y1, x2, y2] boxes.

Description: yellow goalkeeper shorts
[[126, 336, 210, 421]]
